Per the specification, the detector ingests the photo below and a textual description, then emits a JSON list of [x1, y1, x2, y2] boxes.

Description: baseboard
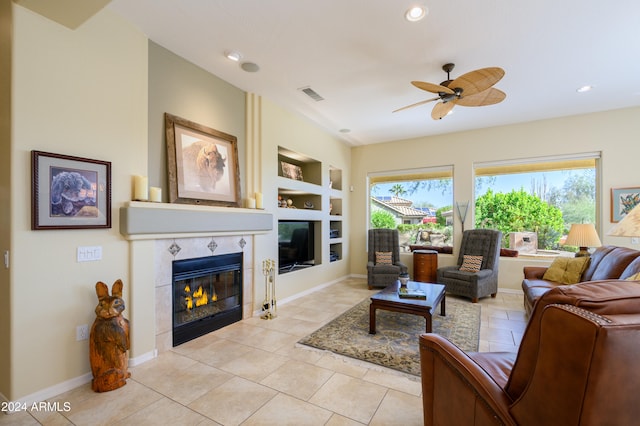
[[252, 274, 351, 316], [0, 349, 157, 412], [498, 288, 524, 294], [129, 349, 158, 367], [0, 372, 92, 413]]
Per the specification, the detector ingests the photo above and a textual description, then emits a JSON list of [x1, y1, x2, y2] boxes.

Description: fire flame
[[193, 286, 208, 307], [184, 284, 210, 310], [184, 284, 218, 310]]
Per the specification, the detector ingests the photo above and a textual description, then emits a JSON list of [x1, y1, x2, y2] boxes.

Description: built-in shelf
[[276, 146, 345, 274], [330, 242, 343, 262], [329, 166, 343, 191], [278, 147, 322, 186]]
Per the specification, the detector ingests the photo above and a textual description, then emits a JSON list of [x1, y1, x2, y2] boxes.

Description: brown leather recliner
[[419, 280, 640, 426]]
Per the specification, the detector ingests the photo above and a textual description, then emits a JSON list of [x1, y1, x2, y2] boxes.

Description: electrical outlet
[[632, 237, 640, 245], [76, 325, 89, 341]]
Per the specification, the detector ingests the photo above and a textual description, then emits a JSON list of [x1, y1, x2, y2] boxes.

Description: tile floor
[[2, 277, 526, 426]]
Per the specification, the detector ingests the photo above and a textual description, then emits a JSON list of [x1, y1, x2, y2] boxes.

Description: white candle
[[255, 192, 263, 209], [149, 187, 162, 202], [133, 175, 148, 201], [247, 197, 256, 209]]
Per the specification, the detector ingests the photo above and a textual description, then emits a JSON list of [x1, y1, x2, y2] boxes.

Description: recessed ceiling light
[[577, 85, 594, 93], [224, 50, 242, 62], [405, 5, 428, 22], [241, 62, 260, 73]]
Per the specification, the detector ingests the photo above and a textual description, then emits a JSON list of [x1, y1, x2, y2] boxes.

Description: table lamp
[[608, 204, 640, 238], [564, 223, 602, 257]]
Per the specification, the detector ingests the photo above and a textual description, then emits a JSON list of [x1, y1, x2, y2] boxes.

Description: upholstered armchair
[[436, 229, 501, 302], [420, 280, 640, 426], [367, 228, 408, 289]]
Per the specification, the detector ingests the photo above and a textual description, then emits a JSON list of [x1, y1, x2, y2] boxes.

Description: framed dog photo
[[165, 113, 241, 207], [31, 151, 111, 230]]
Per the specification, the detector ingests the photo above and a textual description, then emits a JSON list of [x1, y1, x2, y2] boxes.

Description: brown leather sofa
[[419, 280, 640, 426], [522, 245, 640, 314]]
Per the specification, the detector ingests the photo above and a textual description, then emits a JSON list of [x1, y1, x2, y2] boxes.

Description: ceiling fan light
[[405, 5, 428, 22]]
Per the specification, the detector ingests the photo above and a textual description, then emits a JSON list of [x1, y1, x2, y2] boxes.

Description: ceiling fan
[[394, 63, 506, 120]]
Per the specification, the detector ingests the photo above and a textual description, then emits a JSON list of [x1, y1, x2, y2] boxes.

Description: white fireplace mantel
[[119, 201, 273, 240], [121, 201, 271, 363]]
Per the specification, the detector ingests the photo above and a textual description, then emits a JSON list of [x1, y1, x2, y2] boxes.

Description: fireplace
[[172, 252, 243, 346]]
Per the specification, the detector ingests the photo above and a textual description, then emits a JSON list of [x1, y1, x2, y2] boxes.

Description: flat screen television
[[278, 220, 315, 273]]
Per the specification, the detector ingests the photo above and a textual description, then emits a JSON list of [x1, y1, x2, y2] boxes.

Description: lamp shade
[[608, 204, 640, 237], [564, 223, 602, 248]]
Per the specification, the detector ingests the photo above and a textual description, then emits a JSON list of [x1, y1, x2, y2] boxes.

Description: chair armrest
[[420, 334, 516, 426], [437, 265, 459, 273], [395, 261, 408, 274], [523, 266, 548, 279], [476, 268, 494, 278]]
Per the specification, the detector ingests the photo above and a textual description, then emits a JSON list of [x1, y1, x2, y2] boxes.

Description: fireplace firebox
[[172, 252, 243, 346]]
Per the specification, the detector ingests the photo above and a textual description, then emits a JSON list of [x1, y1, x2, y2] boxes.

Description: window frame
[[367, 165, 455, 249], [473, 152, 601, 253]]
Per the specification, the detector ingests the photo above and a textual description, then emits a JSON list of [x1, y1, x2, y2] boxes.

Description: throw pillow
[[460, 255, 483, 272], [375, 251, 393, 265], [625, 271, 640, 281], [542, 256, 590, 284]]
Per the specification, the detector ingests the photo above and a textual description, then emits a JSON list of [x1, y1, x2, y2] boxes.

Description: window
[[474, 153, 600, 254], [368, 166, 454, 250]]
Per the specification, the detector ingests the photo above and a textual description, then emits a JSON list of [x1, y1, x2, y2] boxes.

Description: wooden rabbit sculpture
[[89, 279, 131, 392]]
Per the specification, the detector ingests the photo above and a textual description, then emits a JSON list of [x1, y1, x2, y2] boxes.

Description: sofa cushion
[[626, 272, 640, 281], [620, 256, 640, 279], [581, 245, 617, 281], [583, 246, 640, 281], [542, 256, 590, 284], [523, 283, 555, 305]]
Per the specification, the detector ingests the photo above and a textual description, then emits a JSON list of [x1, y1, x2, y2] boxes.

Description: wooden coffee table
[[369, 281, 446, 334]]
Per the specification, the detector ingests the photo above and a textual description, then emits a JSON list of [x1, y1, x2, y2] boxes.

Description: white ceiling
[[108, 0, 640, 146]]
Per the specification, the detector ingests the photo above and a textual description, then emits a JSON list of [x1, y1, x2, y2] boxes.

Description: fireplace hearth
[[172, 252, 243, 346]]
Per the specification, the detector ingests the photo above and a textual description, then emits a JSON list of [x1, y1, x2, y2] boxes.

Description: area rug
[[298, 296, 480, 376]]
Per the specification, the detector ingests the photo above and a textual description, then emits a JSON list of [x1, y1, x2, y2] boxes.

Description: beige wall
[[147, 41, 246, 203], [0, 0, 13, 399], [255, 97, 352, 302], [9, 6, 147, 400], [350, 107, 640, 290]]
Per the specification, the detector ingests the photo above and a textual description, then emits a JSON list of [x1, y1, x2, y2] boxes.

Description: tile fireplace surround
[[120, 202, 273, 363]]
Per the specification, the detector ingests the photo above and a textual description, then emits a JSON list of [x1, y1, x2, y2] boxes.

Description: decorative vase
[[399, 274, 410, 287]]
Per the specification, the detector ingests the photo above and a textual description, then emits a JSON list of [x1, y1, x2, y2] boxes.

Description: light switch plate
[[77, 246, 102, 262]]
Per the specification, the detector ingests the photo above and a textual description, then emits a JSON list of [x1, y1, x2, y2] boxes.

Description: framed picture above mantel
[[165, 113, 241, 207], [31, 150, 112, 230]]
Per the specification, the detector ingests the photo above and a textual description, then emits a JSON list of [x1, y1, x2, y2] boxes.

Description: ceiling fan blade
[[456, 88, 506, 107], [431, 101, 456, 120], [393, 97, 440, 113], [412, 81, 454, 95], [448, 67, 505, 97]]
